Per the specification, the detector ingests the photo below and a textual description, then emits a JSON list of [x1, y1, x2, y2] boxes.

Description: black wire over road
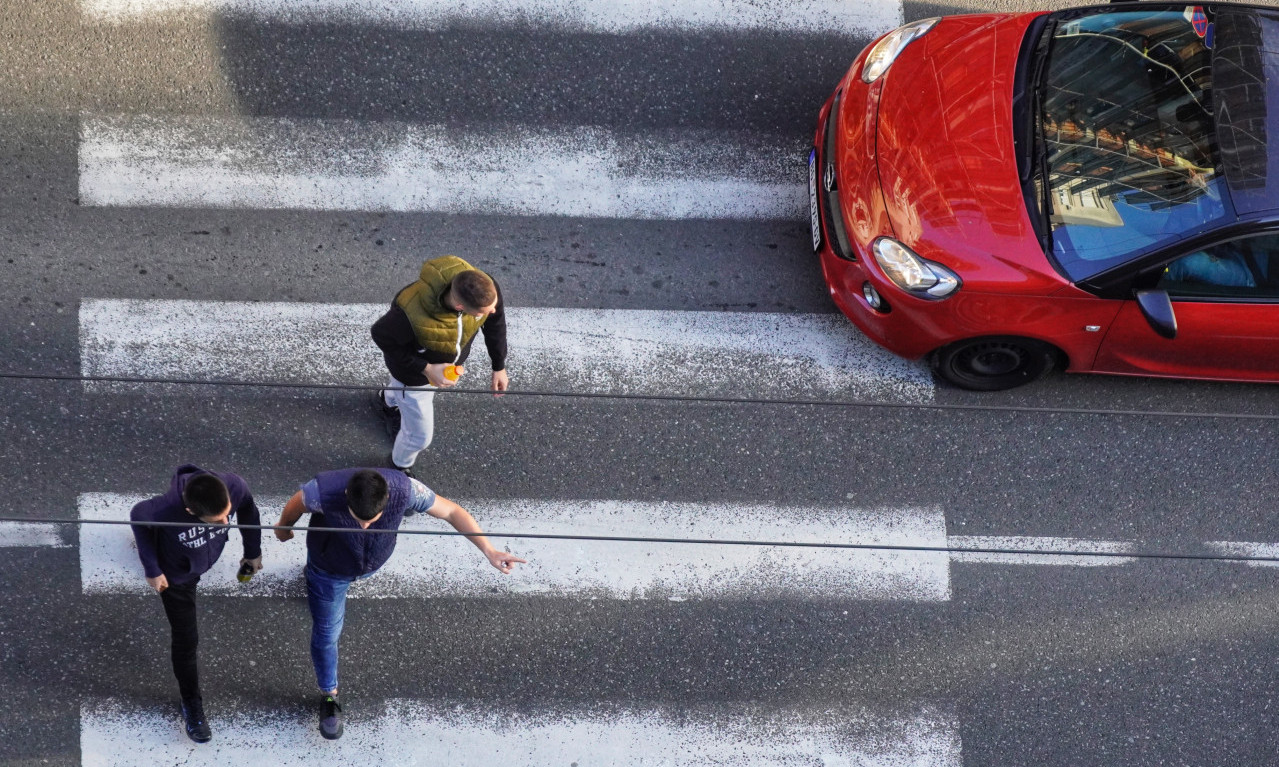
[[7, 370, 1279, 565], [6, 516, 1278, 566], [5, 371, 1279, 421]]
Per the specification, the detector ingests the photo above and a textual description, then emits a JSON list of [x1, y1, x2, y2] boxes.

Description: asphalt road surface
[[3, 0, 1279, 765]]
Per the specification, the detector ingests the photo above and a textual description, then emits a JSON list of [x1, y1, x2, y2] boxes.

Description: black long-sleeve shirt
[[370, 284, 508, 386]]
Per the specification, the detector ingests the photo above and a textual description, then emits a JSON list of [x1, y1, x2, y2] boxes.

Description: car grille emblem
[[823, 163, 836, 193]]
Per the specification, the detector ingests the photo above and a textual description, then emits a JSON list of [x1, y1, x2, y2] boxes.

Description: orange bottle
[[442, 365, 460, 383]]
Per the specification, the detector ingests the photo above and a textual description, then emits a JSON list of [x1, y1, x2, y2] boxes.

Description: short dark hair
[[346, 470, 389, 521], [183, 474, 230, 519], [451, 270, 497, 311]]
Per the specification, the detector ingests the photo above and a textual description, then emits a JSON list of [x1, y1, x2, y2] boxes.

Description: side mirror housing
[[1135, 289, 1177, 339]]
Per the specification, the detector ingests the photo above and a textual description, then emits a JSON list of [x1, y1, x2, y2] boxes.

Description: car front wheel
[[932, 336, 1060, 391]]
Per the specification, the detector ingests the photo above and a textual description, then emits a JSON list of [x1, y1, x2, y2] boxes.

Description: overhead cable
[[3, 371, 1279, 421], [5, 516, 1276, 566]]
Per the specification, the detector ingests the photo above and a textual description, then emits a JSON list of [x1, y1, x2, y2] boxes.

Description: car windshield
[[1034, 7, 1234, 282]]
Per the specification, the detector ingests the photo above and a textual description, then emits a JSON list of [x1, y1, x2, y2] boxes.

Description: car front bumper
[[810, 61, 952, 361]]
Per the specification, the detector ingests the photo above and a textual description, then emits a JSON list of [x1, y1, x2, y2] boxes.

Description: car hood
[[872, 13, 1067, 294]]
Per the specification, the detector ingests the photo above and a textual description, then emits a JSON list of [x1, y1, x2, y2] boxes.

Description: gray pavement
[[3, 0, 1279, 764]]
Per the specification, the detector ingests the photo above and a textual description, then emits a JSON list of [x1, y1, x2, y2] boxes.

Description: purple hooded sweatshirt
[[129, 464, 262, 585]]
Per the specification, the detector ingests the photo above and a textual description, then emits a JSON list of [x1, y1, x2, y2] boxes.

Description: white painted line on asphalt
[[79, 115, 806, 220], [80, 493, 952, 601], [1206, 541, 1279, 567], [79, 299, 938, 402], [81, 700, 961, 766], [81, 0, 903, 37], [948, 536, 1137, 566], [0, 521, 71, 548]]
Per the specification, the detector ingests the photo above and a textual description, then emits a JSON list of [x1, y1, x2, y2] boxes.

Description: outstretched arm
[[274, 491, 307, 542], [425, 496, 526, 573]]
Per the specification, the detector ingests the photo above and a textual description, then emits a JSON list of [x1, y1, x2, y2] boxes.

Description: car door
[[1092, 233, 1279, 381]]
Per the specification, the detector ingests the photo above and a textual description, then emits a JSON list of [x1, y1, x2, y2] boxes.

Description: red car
[[811, 2, 1278, 390]]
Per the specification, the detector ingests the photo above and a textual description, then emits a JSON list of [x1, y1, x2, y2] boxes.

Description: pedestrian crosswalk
[[81, 700, 960, 766], [49, 1, 1050, 764], [10, 485, 1235, 766], [79, 299, 938, 402]]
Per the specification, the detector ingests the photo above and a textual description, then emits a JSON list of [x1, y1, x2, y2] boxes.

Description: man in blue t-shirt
[[129, 465, 263, 743], [274, 467, 525, 741]]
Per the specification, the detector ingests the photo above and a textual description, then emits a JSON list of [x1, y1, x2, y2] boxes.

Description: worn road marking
[[79, 299, 937, 402], [1207, 541, 1279, 567], [80, 116, 808, 220], [81, 493, 952, 601], [0, 521, 71, 548], [948, 536, 1137, 566], [81, 0, 903, 37], [81, 699, 960, 766]]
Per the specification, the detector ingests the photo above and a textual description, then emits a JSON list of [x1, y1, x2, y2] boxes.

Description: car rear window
[[1041, 7, 1235, 282]]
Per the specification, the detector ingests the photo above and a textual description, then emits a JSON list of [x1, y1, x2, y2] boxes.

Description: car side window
[[1158, 234, 1279, 300]]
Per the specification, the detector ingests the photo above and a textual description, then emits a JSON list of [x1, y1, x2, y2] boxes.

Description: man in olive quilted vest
[[370, 256, 509, 474]]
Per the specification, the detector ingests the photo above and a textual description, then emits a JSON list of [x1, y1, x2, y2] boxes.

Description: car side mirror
[[1135, 289, 1177, 339]]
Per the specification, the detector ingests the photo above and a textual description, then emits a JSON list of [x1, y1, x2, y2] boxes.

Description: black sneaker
[[373, 390, 400, 439], [319, 694, 344, 740], [386, 454, 419, 501], [180, 699, 212, 743]]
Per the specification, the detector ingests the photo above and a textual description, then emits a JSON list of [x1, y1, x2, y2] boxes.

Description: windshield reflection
[[1213, 9, 1274, 212], [1042, 8, 1233, 282]]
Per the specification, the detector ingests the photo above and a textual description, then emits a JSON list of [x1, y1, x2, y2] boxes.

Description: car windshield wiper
[[1032, 117, 1054, 254], [1027, 25, 1056, 254]]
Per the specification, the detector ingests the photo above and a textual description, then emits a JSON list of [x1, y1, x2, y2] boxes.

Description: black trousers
[[158, 576, 201, 704]]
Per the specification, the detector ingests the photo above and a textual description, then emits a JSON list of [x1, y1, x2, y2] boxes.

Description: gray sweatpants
[[384, 374, 435, 468]]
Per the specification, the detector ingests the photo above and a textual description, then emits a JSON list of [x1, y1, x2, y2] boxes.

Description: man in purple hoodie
[[129, 465, 263, 743]]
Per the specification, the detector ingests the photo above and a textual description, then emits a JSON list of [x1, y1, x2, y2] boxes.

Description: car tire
[[931, 336, 1060, 391]]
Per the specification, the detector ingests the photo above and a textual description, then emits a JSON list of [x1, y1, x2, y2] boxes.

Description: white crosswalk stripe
[[81, 0, 904, 36], [80, 116, 808, 220], [1207, 541, 1279, 567], [81, 699, 961, 766], [80, 493, 953, 601], [79, 299, 938, 402], [0, 521, 71, 547], [78, 491, 1156, 599], [949, 536, 1137, 566]]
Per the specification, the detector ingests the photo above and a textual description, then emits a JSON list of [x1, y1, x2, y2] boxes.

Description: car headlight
[[872, 238, 960, 298], [861, 18, 939, 83]]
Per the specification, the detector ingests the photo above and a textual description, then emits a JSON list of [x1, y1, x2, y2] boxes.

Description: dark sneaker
[[180, 699, 212, 743], [386, 454, 419, 501], [373, 390, 400, 439], [319, 694, 344, 740]]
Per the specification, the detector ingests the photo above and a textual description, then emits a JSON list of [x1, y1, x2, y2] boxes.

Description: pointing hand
[[485, 549, 527, 574]]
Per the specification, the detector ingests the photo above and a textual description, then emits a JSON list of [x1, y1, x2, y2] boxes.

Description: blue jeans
[[305, 562, 372, 693]]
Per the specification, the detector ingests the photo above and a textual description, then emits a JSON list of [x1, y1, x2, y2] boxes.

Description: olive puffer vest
[[395, 256, 490, 360]]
